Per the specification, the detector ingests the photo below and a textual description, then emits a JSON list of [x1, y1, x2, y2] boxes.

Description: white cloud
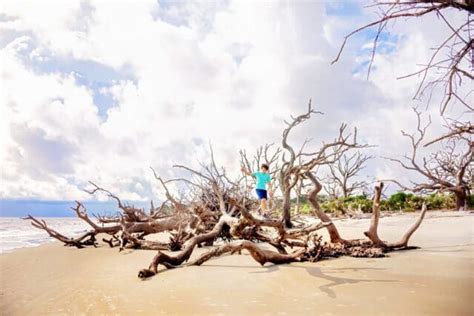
[[0, 0, 469, 202]]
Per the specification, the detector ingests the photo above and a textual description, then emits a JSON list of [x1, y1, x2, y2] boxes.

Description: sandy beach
[[1, 211, 473, 316]]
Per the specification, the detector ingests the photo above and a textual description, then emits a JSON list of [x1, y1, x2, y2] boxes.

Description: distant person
[[241, 164, 272, 213]]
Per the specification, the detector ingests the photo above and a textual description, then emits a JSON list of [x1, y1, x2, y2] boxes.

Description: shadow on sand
[[201, 259, 396, 299], [254, 264, 395, 298]]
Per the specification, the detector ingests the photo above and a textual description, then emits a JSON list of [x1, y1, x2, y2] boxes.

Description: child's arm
[[240, 166, 253, 177]]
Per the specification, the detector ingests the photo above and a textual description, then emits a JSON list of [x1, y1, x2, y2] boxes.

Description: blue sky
[[0, 0, 469, 216], [325, 0, 361, 16], [33, 57, 136, 119]]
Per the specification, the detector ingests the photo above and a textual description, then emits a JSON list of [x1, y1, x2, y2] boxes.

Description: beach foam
[[0, 217, 92, 253]]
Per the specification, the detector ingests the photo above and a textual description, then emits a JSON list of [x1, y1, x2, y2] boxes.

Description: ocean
[[0, 217, 93, 253]]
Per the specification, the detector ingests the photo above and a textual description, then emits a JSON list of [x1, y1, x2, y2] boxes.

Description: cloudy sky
[[0, 0, 470, 207]]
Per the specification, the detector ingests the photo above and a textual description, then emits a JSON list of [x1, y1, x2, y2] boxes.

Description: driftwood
[[138, 214, 235, 278], [23, 214, 99, 248], [24, 180, 215, 251], [134, 176, 426, 279], [189, 240, 306, 267], [25, 169, 427, 280], [24, 148, 428, 279], [24, 103, 429, 280]]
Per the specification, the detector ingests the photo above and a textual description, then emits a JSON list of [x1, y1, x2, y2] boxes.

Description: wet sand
[[1, 211, 473, 315]]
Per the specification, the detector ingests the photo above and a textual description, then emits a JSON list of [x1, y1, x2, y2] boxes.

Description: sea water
[[0, 217, 92, 253]]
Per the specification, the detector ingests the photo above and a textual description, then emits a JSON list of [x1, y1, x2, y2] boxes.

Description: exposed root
[[364, 182, 428, 250], [138, 215, 235, 278], [23, 215, 98, 248], [189, 240, 305, 266]]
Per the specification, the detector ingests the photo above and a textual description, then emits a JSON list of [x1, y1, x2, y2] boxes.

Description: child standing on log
[[241, 164, 273, 213]]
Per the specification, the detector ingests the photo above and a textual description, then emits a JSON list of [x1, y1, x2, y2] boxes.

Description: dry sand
[[1, 211, 473, 316]]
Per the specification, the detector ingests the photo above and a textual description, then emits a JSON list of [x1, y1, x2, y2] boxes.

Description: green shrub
[[380, 200, 390, 211], [298, 202, 313, 215], [345, 197, 373, 213], [343, 195, 369, 202], [425, 193, 443, 209], [319, 195, 373, 214], [387, 192, 412, 210], [405, 195, 424, 212], [384, 192, 455, 211], [424, 193, 451, 209], [424, 193, 455, 210], [296, 191, 464, 214], [467, 195, 474, 209], [442, 194, 456, 209], [321, 198, 345, 214]]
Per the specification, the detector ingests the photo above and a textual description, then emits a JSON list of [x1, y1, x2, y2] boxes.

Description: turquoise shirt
[[252, 172, 271, 190]]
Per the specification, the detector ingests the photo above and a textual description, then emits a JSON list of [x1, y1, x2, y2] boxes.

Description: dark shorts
[[256, 189, 268, 200]]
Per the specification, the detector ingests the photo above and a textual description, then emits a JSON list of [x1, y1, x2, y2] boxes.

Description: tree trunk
[[455, 190, 467, 211], [282, 189, 293, 228], [295, 194, 301, 214], [295, 180, 302, 214], [342, 179, 348, 198], [305, 172, 346, 243]]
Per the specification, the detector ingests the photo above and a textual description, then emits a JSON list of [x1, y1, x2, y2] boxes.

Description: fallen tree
[[24, 170, 427, 279], [137, 176, 427, 279], [24, 103, 428, 280]]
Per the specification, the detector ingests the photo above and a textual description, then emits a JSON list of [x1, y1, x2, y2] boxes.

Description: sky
[[0, 0, 471, 215]]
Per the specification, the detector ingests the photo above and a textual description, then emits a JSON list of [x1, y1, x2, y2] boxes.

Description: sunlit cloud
[[0, 0, 467, 204]]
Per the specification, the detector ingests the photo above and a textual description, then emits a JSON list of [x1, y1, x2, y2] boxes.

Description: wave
[[0, 217, 93, 253]]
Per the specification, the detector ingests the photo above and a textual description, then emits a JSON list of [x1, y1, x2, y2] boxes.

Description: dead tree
[[331, 1, 473, 209], [239, 143, 282, 180], [332, 0, 473, 116], [324, 175, 340, 200], [387, 108, 473, 210], [24, 173, 217, 251], [424, 117, 474, 147], [279, 99, 365, 227], [325, 151, 373, 198], [23, 143, 428, 280], [294, 177, 309, 213], [138, 175, 427, 279]]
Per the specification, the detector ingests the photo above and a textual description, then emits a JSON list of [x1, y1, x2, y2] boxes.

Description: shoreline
[[1, 211, 473, 315], [2, 210, 471, 254]]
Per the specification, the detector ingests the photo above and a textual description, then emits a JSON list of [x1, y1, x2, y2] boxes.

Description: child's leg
[[260, 198, 268, 212]]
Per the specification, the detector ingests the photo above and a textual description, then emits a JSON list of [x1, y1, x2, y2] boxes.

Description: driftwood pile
[[25, 170, 426, 279], [24, 102, 427, 279]]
